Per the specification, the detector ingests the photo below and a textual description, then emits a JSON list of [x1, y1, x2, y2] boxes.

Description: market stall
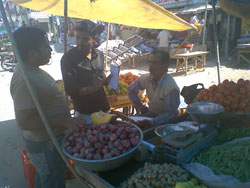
[[1, 0, 197, 187], [4, 1, 250, 188], [237, 43, 250, 66], [58, 77, 250, 188]]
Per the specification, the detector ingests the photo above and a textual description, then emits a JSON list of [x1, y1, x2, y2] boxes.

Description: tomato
[[239, 87, 247, 95], [223, 79, 229, 84], [237, 78, 245, 86]]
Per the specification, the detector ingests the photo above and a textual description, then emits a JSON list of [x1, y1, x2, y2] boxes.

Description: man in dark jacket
[[61, 20, 111, 122]]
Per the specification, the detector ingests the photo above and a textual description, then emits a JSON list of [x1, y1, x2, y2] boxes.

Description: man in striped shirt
[[128, 50, 180, 128]]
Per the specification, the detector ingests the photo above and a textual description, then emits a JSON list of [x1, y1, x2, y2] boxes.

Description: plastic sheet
[[183, 137, 250, 188]]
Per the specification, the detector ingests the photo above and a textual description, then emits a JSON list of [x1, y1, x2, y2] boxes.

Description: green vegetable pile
[[192, 139, 250, 182], [216, 126, 250, 144]]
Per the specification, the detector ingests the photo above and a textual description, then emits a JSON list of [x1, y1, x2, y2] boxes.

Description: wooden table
[[108, 94, 148, 116], [174, 51, 209, 75], [237, 44, 250, 66]]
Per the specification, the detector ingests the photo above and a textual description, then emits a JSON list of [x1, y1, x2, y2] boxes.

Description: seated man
[[128, 50, 180, 128]]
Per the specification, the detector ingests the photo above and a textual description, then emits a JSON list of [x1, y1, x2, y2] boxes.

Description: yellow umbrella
[[9, 0, 195, 31]]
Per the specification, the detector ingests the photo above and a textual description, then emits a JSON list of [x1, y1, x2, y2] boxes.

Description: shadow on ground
[[0, 119, 28, 188]]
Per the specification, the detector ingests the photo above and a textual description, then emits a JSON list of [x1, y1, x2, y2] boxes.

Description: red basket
[[21, 149, 74, 188], [21, 150, 36, 188]]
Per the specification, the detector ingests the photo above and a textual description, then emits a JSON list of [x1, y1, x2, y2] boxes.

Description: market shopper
[[157, 30, 172, 53], [61, 20, 111, 123], [10, 27, 85, 188], [128, 49, 180, 128]]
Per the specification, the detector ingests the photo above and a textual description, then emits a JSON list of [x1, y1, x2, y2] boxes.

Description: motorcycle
[[0, 52, 16, 72]]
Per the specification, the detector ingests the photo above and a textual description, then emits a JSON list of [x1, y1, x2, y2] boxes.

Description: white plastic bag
[[183, 163, 250, 188]]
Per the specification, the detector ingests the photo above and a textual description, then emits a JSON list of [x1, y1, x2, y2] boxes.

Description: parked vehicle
[[0, 52, 16, 72]]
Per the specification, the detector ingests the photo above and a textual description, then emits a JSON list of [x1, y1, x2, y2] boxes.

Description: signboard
[[157, 0, 189, 9]]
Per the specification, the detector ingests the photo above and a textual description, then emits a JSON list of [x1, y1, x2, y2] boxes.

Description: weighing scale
[[142, 102, 224, 165], [152, 122, 217, 165]]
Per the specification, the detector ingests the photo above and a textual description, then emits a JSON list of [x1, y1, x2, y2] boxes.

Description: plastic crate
[[21, 149, 75, 188]]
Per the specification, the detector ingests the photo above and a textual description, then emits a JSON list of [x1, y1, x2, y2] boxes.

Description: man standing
[[157, 30, 172, 53], [61, 20, 111, 123], [10, 27, 85, 188], [128, 50, 180, 128]]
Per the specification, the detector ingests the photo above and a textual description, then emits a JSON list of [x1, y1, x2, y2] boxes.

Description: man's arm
[[61, 56, 83, 97], [61, 54, 107, 97], [127, 79, 144, 110], [153, 89, 180, 125], [15, 109, 85, 131]]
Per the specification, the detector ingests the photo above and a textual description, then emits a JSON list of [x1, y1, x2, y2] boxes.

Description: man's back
[[158, 30, 171, 48]]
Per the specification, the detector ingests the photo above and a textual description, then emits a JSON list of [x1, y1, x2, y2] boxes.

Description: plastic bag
[[181, 83, 204, 104], [190, 15, 199, 24], [183, 137, 250, 188]]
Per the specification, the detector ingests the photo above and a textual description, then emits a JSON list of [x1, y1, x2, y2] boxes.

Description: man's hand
[[104, 74, 113, 85], [92, 75, 105, 91], [139, 105, 149, 114], [66, 117, 86, 131], [137, 119, 154, 129]]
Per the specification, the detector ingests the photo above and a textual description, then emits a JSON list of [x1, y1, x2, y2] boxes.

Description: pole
[[64, 0, 68, 53], [202, 0, 208, 45], [105, 22, 110, 70], [6, 2, 15, 30], [0, 1, 90, 187], [225, 14, 230, 57], [212, 0, 221, 84]]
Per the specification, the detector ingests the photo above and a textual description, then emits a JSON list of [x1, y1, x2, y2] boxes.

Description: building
[[155, 0, 242, 57]]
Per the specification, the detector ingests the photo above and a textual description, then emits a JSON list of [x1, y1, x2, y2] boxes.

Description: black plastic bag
[[181, 83, 204, 104]]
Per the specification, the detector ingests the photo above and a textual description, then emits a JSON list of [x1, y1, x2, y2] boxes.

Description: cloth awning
[[219, 0, 250, 19], [9, 0, 196, 31]]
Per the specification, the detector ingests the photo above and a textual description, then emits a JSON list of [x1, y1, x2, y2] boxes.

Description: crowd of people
[[10, 21, 180, 188]]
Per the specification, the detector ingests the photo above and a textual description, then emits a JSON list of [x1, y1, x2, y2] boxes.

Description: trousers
[[23, 135, 66, 188]]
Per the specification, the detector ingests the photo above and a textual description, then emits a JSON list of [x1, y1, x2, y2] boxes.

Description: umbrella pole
[[212, 0, 221, 84], [105, 22, 110, 70], [0, 1, 90, 188], [63, 2, 91, 186], [225, 14, 230, 57], [202, 0, 208, 45], [64, 0, 68, 53], [6, 2, 15, 30]]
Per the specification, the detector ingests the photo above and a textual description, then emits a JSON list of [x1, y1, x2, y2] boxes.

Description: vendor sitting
[[128, 49, 180, 128]]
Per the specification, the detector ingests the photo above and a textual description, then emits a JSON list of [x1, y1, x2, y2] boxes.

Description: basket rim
[[61, 121, 143, 163]]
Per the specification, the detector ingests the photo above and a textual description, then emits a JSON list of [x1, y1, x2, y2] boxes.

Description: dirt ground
[[0, 44, 249, 187], [121, 55, 250, 91]]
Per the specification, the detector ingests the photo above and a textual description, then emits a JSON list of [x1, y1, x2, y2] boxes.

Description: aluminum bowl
[[155, 124, 186, 138], [187, 102, 224, 124], [61, 122, 143, 172]]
